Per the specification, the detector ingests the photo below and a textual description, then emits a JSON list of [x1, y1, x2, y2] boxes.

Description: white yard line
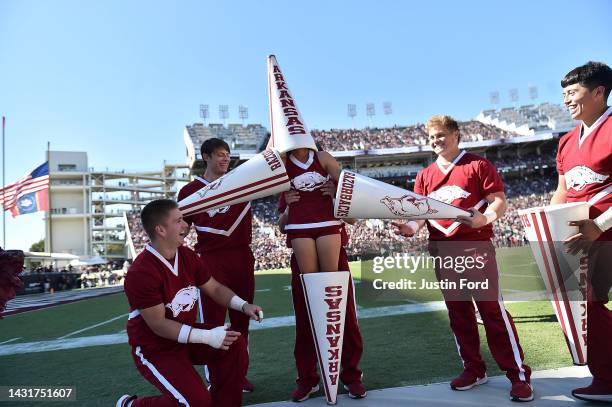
[[502, 273, 542, 279], [1, 299, 542, 357], [0, 302, 452, 356], [57, 313, 128, 339], [0, 337, 21, 345]]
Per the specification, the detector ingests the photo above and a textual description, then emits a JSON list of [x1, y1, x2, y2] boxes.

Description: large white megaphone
[[334, 170, 471, 220], [518, 202, 589, 365], [266, 55, 318, 153], [301, 271, 350, 405], [179, 149, 290, 217]]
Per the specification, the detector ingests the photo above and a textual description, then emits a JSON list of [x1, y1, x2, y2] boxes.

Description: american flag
[[0, 162, 50, 217]]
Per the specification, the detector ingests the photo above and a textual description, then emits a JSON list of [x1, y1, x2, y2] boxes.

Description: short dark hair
[[140, 199, 178, 239], [561, 61, 612, 100], [200, 138, 230, 159]]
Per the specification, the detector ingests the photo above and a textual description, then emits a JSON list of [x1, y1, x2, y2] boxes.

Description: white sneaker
[[116, 394, 137, 407]]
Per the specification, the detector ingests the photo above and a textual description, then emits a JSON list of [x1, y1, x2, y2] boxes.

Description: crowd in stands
[[491, 153, 556, 173], [311, 121, 515, 152]]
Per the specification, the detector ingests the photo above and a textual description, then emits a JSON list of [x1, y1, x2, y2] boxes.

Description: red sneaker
[[510, 381, 534, 402], [450, 371, 488, 391], [291, 384, 319, 402], [572, 380, 612, 402], [344, 381, 367, 399], [243, 378, 255, 393]]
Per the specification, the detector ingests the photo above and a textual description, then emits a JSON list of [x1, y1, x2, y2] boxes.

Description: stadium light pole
[[47, 141, 53, 255], [490, 91, 500, 109], [510, 88, 519, 107], [219, 105, 229, 126], [383, 101, 393, 126], [239, 105, 248, 126], [366, 103, 375, 128], [529, 85, 538, 101], [199, 104, 209, 126], [347, 104, 357, 128], [2, 116, 5, 248]]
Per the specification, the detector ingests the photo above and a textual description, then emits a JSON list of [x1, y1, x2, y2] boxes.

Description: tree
[[29, 239, 45, 252]]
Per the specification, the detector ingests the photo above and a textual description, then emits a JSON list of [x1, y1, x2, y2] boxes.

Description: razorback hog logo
[[565, 165, 609, 191], [324, 285, 344, 388], [165, 286, 198, 318], [196, 176, 225, 200], [429, 185, 471, 204], [380, 195, 438, 217], [292, 171, 329, 192], [206, 205, 230, 217]]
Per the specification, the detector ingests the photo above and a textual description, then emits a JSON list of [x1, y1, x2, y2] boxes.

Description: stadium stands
[[311, 121, 514, 152], [184, 123, 268, 158], [476, 102, 576, 135]]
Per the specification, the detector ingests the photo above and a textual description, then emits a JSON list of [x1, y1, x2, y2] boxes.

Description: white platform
[[248, 366, 592, 406]]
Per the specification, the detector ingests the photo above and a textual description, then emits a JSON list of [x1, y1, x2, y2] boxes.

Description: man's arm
[[199, 277, 263, 321], [278, 208, 289, 234], [278, 189, 300, 234], [391, 220, 426, 237], [550, 174, 568, 205], [139, 303, 240, 350], [456, 191, 506, 229], [317, 151, 342, 182]]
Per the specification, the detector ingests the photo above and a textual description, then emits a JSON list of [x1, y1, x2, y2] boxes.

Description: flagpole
[[47, 141, 53, 255], [2, 116, 5, 248]]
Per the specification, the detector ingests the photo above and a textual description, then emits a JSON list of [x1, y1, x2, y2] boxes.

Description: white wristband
[[229, 295, 247, 312], [594, 207, 612, 232], [188, 324, 228, 349], [483, 209, 497, 225], [177, 324, 192, 344]]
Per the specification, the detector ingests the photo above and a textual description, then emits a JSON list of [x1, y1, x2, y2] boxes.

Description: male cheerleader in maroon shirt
[[117, 199, 263, 407], [394, 115, 533, 402], [178, 138, 257, 392], [551, 61, 612, 402]]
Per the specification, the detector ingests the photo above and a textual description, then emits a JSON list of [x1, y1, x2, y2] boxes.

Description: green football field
[[0, 246, 595, 406]]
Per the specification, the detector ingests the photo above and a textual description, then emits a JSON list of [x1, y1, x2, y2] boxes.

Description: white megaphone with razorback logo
[[334, 170, 471, 219], [179, 149, 291, 217], [267, 55, 318, 153], [301, 271, 350, 405], [518, 202, 589, 365]]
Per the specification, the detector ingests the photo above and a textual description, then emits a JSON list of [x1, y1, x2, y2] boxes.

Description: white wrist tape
[[483, 209, 497, 225], [229, 295, 247, 312], [594, 208, 612, 232], [188, 325, 228, 349], [177, 324, 192, 344]]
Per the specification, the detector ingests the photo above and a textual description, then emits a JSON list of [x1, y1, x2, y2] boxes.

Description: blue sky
[[1, 0, 611, 251]]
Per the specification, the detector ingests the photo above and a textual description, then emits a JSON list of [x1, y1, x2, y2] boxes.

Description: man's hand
[[284, 190, 300, 205], [218, 328, 242, 351], [456, 209, 486, 229], [564, 219, 603, 255], [321, 180, 337, 197], [189, 324, 241, 350], [391, 221, 417, 237], [242, 303, 264, 322]]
